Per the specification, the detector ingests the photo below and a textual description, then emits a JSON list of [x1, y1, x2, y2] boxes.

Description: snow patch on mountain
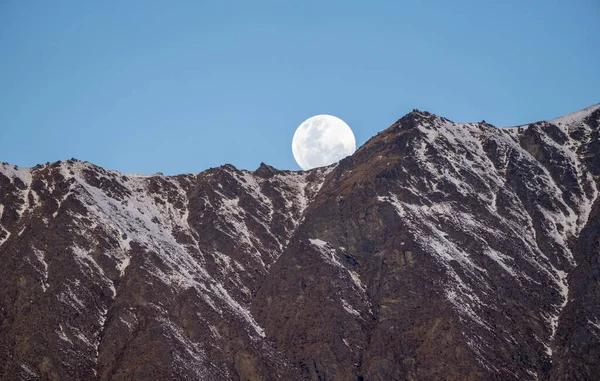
[[30, 247, 49, 292], [309, 238, 365, 294], [548, 103, 600, 128]]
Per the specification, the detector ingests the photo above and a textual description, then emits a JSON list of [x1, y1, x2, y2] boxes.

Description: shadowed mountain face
[[1, 105, 599, 380]]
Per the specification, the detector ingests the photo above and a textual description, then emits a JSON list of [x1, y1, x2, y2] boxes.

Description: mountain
[[1, 104, 599, 380]]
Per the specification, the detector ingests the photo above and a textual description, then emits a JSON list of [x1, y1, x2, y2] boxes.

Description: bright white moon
[[292, 115, 356, 170]]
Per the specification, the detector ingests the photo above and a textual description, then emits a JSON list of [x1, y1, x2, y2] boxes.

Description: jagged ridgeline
[[1, 104, 599, 380]]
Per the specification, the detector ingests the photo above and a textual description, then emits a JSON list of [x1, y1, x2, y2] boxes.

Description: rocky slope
[[1, 104, 599, 380]]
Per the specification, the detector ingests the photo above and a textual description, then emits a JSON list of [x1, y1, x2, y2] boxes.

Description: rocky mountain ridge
[[1, 104, 599, 380]]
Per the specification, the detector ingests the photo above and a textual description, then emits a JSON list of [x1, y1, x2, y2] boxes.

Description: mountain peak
[[254, 162, 277, 178], [394, 108, 442, 129]]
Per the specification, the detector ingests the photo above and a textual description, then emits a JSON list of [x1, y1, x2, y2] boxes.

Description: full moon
[[292, 115, 356, 170]]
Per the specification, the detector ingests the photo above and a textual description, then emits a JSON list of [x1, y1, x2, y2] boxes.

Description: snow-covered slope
[[382, 112, 594, 365], [0, 160, 331, 380]]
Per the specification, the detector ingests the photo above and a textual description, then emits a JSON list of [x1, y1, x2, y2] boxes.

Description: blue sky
[[1, 0, 598, 174]]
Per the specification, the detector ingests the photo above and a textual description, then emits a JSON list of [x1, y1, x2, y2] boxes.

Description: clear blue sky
[[1, 1, 598, 174]]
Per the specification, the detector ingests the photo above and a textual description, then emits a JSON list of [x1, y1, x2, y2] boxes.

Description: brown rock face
[[1, 104, 599, 380]]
